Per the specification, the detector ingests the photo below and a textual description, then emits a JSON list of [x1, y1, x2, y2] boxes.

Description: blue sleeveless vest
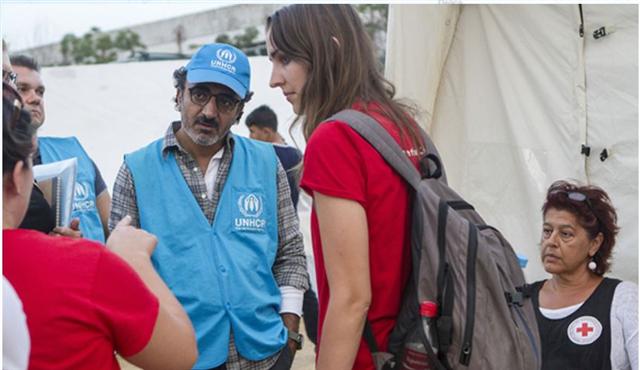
[[38, 137, 105, 243], [125, 136, 285, 369]]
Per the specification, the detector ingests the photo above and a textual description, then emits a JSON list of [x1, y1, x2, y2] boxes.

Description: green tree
[[60, 33, 77, 65], [95, 33, 116, 63], [355, 4, 389, 40], [214, 27, 261, 56], [114, 29, 146, 57], [214, 33, 233, 45], [60, 27, 145, 65], [355, 5, 389, 67], [234, 27, 258, 48], [72, 31, 96, 64], [234, 27, 259, 56]]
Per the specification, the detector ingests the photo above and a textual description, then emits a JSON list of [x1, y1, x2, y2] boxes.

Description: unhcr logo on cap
[[186, 43, 250, 99], [216, 48, 237, 64], [211, 48, 237, 74]]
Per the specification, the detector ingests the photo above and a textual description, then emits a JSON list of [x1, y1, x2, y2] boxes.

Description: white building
[[16, 4, 279, 66]]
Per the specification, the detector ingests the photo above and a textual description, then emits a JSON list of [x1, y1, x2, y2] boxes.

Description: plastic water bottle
[[420, 300, 439, 355], [399, 301, 439, 370], [400, 342, 430, 370]]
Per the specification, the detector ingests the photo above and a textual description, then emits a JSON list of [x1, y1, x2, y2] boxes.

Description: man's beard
[[184, 116, 223, 146]]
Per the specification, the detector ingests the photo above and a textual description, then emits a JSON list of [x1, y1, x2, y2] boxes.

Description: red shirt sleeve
[[301, 121, 370, 206], [91, 249, 160, 357]]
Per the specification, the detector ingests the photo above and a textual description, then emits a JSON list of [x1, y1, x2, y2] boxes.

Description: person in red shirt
[[2, 81, 198, 369], [266, 5, 425, 370]]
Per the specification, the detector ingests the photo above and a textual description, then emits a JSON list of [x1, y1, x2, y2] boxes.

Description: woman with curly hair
[[532, 180, 637, 370]]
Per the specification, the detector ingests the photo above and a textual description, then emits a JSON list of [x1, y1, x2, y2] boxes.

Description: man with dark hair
[[10, 55, 45, 128], [10, 54, 111, 242], [246, 105, 279, 139], [110, 43, 309, 370]]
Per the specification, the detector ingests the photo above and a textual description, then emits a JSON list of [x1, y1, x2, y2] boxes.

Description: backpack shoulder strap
[[327, 109, 423, 190]]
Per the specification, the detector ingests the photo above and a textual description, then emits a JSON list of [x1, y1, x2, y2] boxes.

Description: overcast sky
[[1, 1, 231, 51]]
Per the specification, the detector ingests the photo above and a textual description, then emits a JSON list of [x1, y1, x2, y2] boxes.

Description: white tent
[[385, 4, 638, 282]]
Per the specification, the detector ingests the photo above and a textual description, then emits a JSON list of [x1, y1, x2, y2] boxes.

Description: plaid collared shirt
[[109, 122, 308, 370]]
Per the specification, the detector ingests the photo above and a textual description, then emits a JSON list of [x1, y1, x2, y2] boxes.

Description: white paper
[[32, 158, 77, 228]]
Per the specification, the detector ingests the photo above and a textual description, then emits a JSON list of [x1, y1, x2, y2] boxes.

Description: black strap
[[363, 320, 380, 354], [459, 223, 478, 365], [436, 199, 454, 368], [421, 153, 443, 179], [447, 200, 474, 211], [517, 284, 536, 299], [418, 321, 449, 370], [436, 200, 449, 302], [438, 268, 454, 347]]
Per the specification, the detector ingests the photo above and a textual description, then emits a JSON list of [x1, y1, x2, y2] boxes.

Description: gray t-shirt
[[610, 281, 638, 370]]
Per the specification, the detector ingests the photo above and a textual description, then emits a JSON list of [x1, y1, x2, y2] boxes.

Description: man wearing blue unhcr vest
[[10, 54, 110, 242], [109, 43, 309, 370]]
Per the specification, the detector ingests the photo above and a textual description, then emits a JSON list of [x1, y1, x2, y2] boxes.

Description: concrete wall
[[16, 4, 279, 66]]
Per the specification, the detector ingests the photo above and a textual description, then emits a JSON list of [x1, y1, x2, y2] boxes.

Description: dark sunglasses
[[549, 189, 600, 223], [3, 81, 25, 129], [188, 86, 241, 114], [550, 189, 591, 205]]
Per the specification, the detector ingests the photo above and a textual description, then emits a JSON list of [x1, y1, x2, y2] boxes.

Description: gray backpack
[[329, 110, 541, 370]]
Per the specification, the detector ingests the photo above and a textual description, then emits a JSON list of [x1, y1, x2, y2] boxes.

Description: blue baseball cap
[[185, 43, 251, 99]]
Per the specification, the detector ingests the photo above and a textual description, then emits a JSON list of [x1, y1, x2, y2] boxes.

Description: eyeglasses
[[550, 189, 591, 206], [188, 86, 241, 114], [2, 69, 17, 86], [3, 81, 24, 129], [549, 189, 600, 224]]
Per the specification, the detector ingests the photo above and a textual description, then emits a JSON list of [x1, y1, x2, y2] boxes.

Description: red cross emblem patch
[[567, 316, 602, 345]]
